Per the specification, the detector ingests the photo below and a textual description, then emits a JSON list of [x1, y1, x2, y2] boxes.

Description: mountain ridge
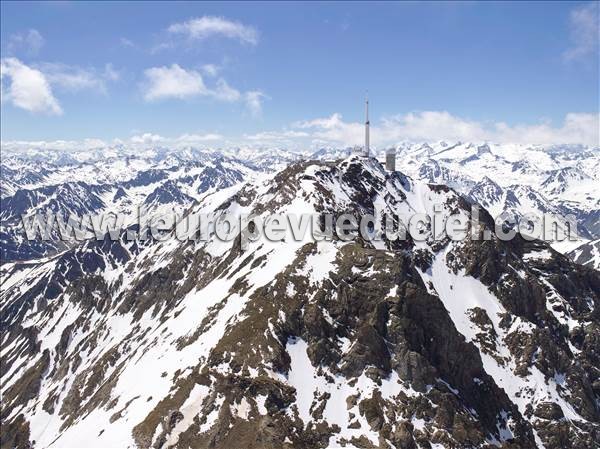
[[2, 156, 598, 448]]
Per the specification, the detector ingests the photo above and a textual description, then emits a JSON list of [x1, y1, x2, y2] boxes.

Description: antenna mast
[[364, 94, 370, 157]]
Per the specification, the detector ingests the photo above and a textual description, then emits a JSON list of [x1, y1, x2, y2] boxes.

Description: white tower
[[364, 96, 370, 157]]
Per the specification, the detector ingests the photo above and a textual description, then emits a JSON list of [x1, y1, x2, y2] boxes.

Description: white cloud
[[120, 37, 136, 48], [292, 111, 600, 147], [3, 111, 596, 153], [168, 16, 258, 45], [295, 113, 364, 144], [130, 133, 164, 144], [29, 62, 121, 97], [201, 64, 220, 77], [245, 91, 266, 116], [103, 63, 120, 82], [7, 29, 44, 55], [492, 113, 599, 146], [1, 59, 119, 114], [244, 130, 308, 141], [0, 57, 62, 115], [1, 138, 106, 152], [130, 132, 224, 146], [149, 42, 174, 54], [563, 2, 600, 61], [176, 133, 224, 142], [212, 78, 241, 102], [380, 111, 488, 143], [294, 111, 488, 145], [1, 134, 224, 152], [39, 62, 108, 93], [141, 64, 265, 115], [142, 64, 207, 101]]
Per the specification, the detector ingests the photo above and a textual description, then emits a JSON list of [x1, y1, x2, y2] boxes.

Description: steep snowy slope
[[2, 156, 598, 449], [567, 239, 600, 270]]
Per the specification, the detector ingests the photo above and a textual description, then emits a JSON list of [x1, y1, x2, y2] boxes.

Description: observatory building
[[386, 148, 396, 171]]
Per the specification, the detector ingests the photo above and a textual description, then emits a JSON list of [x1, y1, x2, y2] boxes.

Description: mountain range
[[1, 143, 599, 449], [2, 142, 598, 267]]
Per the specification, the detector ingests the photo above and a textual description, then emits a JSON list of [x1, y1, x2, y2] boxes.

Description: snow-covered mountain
[[375, 141, 599, 252], [0, 149, 261, 263], [2, 156, 599, 449], [222, 147, 300, 171], [300, 142, 599, 264], [2, 141, 598, 265]]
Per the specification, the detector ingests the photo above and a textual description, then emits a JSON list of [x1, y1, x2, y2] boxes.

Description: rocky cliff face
[[567, 239, 600, 270], [1, 156, 598, 449]]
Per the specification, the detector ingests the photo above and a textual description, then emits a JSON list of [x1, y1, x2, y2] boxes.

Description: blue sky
[[1, 1, 598, 149]]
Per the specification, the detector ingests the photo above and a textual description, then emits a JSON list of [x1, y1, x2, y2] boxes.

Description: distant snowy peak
[[393, 141, 599, 246], [221, 147, 300, 171], [410, 159, 474, 193], [2, 141, 599, 262], [468, 176, 504, 208], [0, 153, 259, 263], [511, 159, 538, 175], [143, 179, 195, 208], [0, 182, 108, 222], [506, 184, 555, 213], [309, 146, 353, 160], [417, 158, 446, 181], [541, 166, 593, 196], [459, 143, 497, 165], [466, 178, 563, 224]]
